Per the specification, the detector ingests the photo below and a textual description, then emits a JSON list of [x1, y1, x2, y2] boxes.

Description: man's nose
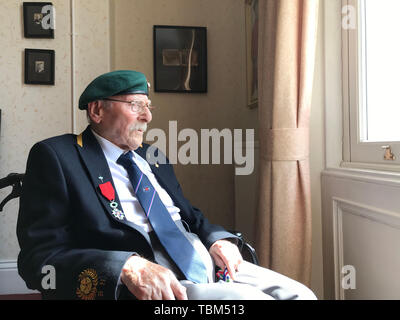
[[138, 105, 152, 123]]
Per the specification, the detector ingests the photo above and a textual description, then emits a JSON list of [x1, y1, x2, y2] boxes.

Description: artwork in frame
[[153, 25, 207, 93], [23, 2, 54, 38], [24, 49, 55, 85], [245, 0, 258, 108]]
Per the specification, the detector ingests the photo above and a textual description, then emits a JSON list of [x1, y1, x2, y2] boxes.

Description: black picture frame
[[153, 25, 207, 93], [24, 49, 55, 85], [23, 2, 54, 38]]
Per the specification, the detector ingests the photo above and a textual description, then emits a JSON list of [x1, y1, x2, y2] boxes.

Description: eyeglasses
[[102, 98, 155, 113]]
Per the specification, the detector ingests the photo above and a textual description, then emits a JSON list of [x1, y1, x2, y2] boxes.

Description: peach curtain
[[255, 0, 319, 286]]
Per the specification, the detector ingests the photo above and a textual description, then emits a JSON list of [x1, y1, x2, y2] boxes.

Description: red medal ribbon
[[99, 181, 115, 201]]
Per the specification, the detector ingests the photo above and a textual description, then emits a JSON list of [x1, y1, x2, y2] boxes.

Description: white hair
[[86, 100, 112, 124]]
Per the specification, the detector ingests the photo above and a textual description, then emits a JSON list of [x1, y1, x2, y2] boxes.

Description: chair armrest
[[228, 230, 259, 266], [0, 173, 24, 211]]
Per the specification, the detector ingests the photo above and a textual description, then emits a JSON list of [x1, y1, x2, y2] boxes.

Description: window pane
[[362, 0, 400, 142]]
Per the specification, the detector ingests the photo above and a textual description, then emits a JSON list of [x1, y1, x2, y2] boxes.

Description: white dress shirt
[[91, 130, 182, 232]]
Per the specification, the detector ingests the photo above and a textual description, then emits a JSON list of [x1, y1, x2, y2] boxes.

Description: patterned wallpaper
[[0, 0, 110, 260]]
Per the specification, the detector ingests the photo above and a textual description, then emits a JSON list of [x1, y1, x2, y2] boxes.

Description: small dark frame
[[23, 2, 54, 38], [24, 49, 55, 85], [153, 25, 207, 93]]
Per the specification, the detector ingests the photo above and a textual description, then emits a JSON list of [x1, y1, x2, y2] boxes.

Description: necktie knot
[[117, 151, 134, 169]]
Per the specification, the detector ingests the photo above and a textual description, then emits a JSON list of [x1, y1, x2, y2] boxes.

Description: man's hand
[[209, 240, 243, 280], [120, 255, 188, 300]]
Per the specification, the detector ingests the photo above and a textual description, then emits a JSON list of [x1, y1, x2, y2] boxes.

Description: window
[[343, 0, 400, 167]]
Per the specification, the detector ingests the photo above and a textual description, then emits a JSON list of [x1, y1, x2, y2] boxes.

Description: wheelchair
[[0, 173, 259, 264]]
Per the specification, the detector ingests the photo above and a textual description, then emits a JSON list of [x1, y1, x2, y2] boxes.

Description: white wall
[[321, 0, 400, 299]]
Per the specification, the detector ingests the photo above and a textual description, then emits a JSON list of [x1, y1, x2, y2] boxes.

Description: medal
[[99, 181, 125, 220], [111, 208, 124, 220]]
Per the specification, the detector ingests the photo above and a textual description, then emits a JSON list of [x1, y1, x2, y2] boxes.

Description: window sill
[[323, 165, 400, 188], [341, 161, 400, 174]]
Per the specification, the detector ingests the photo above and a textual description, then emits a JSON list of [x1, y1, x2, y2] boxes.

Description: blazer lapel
[[74, 127, 150, 242]]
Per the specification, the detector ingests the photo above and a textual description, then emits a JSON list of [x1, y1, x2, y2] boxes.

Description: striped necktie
[[117, 151, 208, 283]]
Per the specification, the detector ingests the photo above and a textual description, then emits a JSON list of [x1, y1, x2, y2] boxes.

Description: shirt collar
[[91, 129, 131, 162]]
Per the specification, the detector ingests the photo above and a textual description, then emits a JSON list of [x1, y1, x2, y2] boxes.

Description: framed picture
[[153, 25, 207, 93], [24, 49, 55, 85], [23, 2, 54, 38], [245, 0, 258, 108]]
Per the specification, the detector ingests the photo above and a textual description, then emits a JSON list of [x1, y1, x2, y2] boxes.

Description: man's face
[[96, 94, 152, 150]]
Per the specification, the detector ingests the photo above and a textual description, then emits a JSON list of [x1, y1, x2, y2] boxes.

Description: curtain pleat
[[255, 0, 319, 286]]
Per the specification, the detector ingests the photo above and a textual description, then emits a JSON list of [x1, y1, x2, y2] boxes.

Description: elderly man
[[17, 70, 316, 300]]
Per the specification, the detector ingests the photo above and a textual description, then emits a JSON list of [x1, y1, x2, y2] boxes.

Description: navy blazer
[[17, 126, 238, 300]]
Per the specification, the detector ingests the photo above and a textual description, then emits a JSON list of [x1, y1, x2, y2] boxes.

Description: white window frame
[[342, 0, 400, 171]]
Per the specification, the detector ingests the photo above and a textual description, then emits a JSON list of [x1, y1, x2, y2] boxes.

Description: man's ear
[[87, 101, 103, 124]]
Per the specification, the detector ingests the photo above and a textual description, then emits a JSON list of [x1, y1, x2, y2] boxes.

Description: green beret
[[78, 70, 149, 110]]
